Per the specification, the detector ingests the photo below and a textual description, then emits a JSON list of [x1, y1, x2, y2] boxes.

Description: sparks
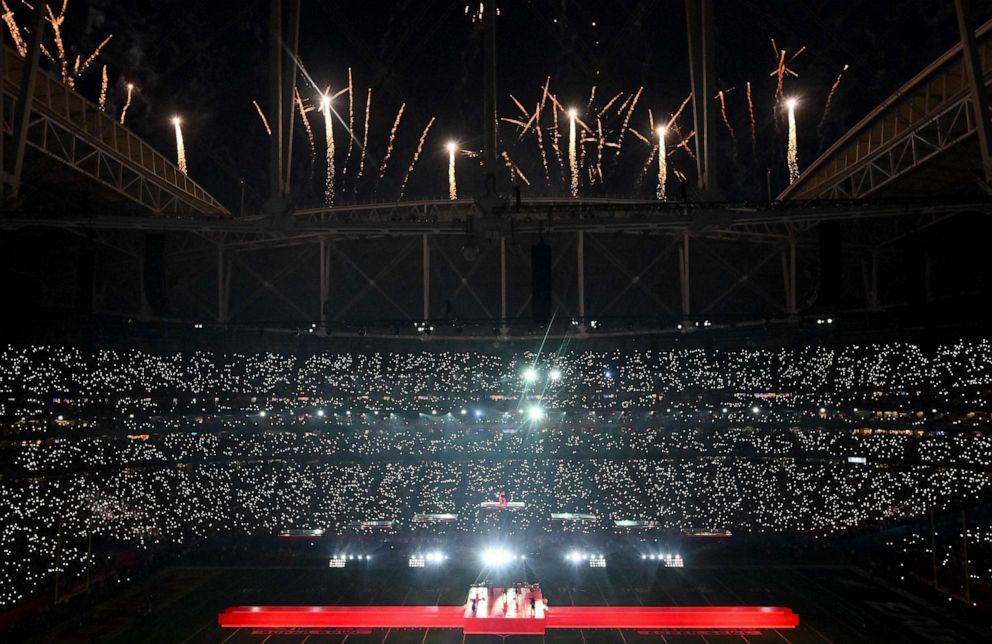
[[294, 87, 315, 163], [746, 81, 756, 154], [616, 86, 642, 156], [376, 102, 406, 188], [253, 100, 272, 136], [320, 94, 335, 206], [355, 88, 372, 191], [535, 100, 550, 186], [399, 117, 435, 199], [447, 141, 458, 200], [344, 68, 355, 176], [786, 98, 799, 184], [820, 64, 849, 127], [1, 1, 27, 57], [656, 126, 667, 200], [173, 116, 187, 175], [120, 83, 134, 125], [716, 89, 736, 145], [77, 34, 112, 76], [568, 108, 579, 197], [98, 65, 108, 112]]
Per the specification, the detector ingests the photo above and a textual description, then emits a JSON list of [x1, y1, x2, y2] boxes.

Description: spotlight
[[548, 368, 562, 382], [751, 406, 760, 414], [259, 411, 267, 418], [527, 406, 545, 422], [316, 409, 325, 417], [474, 409, 483, 418], [785, 97, 798, 110], [522, 367, 538, 383], [481, 548, 514, 566]]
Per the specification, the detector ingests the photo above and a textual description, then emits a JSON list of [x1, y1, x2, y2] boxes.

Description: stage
[[218, 585, 799, 635]]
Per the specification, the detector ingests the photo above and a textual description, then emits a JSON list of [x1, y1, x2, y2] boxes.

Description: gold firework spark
[[320, 94, 335, 205], [568, 108, 578, 197], [716, 89, 736, 145], [786, 98, 799, 183], [2, 2, 27, 56], [77, 34, 112, 75], [344, 68, 355, 176], [45, 4, 68, 85], [501, 150, 530, 186], [252, 100, 272, 135], [294, 87, 315, 163], [510, 94, 529, 117], [535, 100, 550, 186], [821, 64, 849, 124], [769, 40, 802, 104], [399, 116, 435, 199], [356, 88, 372, 188], [597, 92, 622, 118], [746, 81, 756, 152], [447, 142, 457, 200], [656, 127, 667, 200], [616, 86, 642, 156], [627, 126, 650, 145], [119, 82, 134, 125], [98, 65, 107, 111], [501, 117, 529, 129], [172, 116, 187, 175], [585, 85, 597, 114], [595, 117, 605, 185], [376, 102, 406, 185], [666, 93, 693, 129]]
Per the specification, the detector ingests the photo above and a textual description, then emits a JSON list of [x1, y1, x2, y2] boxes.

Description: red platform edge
[[218, 605, 799, 632]]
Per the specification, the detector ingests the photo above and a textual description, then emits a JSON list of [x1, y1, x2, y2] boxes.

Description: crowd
[[0, 340, 991, 609]]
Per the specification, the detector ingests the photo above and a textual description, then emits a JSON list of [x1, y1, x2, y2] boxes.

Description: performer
[[498, 490, 507, 508]]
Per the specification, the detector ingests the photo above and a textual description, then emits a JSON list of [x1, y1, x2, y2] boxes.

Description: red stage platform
[[219, 591, 799, 635]]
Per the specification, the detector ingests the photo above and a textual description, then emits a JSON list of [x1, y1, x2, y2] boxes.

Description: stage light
[[548, 368, 562, 381], [481, 548, 514, 565], [460, 408, 467, 415], [259, 411, 267, 417], [522, 367, 538, 383], [751, 406, 760, 414], [527, 406, 545, 422], [604, 370, 613, 379], [474, 409, 483, 418], [316, 409, 325, 417]]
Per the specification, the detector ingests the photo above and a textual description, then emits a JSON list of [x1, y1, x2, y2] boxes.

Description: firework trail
[[501, 117, 529, 129], [173, 117, 187, 175], [78, 34, 112, 75], [517, 108, 539, 139], [627, 127, 650, 145], [615, 86, 642, 156], [770, 40, 803, 105], [320, 94, 335, 205], [585, 85, 597, 114], [293, 87, 315, 163], [716, 89, 737, 145], [501, 150, 531, 186], [447, 142, 457, 200], [819, 64, 849, 129], [568, 108, 578, 197], [355, 88, 372, 190], [399, 116, 435, 199], [119, 83, 134, 125], [510, 94, 529, 117], [2, 2, 27, 56], [787, 98, 799, 183], [376, 102, 406, 188], [595, 117, 605, 185], [666, 93, 693, 129], [656, 127, 667, 200], [45, 4, 68, 86], [535, 100, 550, 186], [617, 93, 633, 116], [746, 81, 756, 155], [343, 68, 355, 178], [98, 65, 107, 111], [598, 92, 622, 118], [253, 100, 272, 135]]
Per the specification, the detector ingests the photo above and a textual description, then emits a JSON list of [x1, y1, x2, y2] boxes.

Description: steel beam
[[955, 0, 992, 183], [422, 233, 430, 320], [10, 3, 45, 198], [679, 232, 690, 317]]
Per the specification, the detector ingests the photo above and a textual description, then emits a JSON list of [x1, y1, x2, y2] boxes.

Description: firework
[[786, 98, 799, 184], [666, 93, 693, 129], [585, 85, 597, 114], [294, 87, 315, 163], [77, 34, 112, 76], [616, 86, 642, 156], [2, 1, 27, 56], [119, 83, 134, 125], [656, 127, 667, 200], [399, 117, 435, 199], [253, 100, 272, 135], [376, 102, 406, 187], [716, 89, 736, 145], [98, 65, 107, 111], [343, 68, 355, 178], [535, 100, 550, 186], [45, 4, 68, 85], [597, 92, 622, 118], [595, 117, 605, 185], [510, 94, 529, 117], [447, 142, 457, 200], [820, 64, 849, 127], [173, 116, 187, 175], [627, 127, 651, 145], [320, 94, 335, 205], [746, 81, 756, 154], [501, 150, 530, 186], [355, 88, 372, 190], [568, 108, 578, 197]]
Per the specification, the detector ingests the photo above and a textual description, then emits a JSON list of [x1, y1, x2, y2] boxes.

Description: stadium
[[1, 1, 992, 643]]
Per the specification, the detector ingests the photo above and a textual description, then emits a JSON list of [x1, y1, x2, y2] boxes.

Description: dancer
[[498, 490, 507, 508]]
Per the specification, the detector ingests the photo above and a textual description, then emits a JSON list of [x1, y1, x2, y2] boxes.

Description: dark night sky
[[22, 0, 992, 209]]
